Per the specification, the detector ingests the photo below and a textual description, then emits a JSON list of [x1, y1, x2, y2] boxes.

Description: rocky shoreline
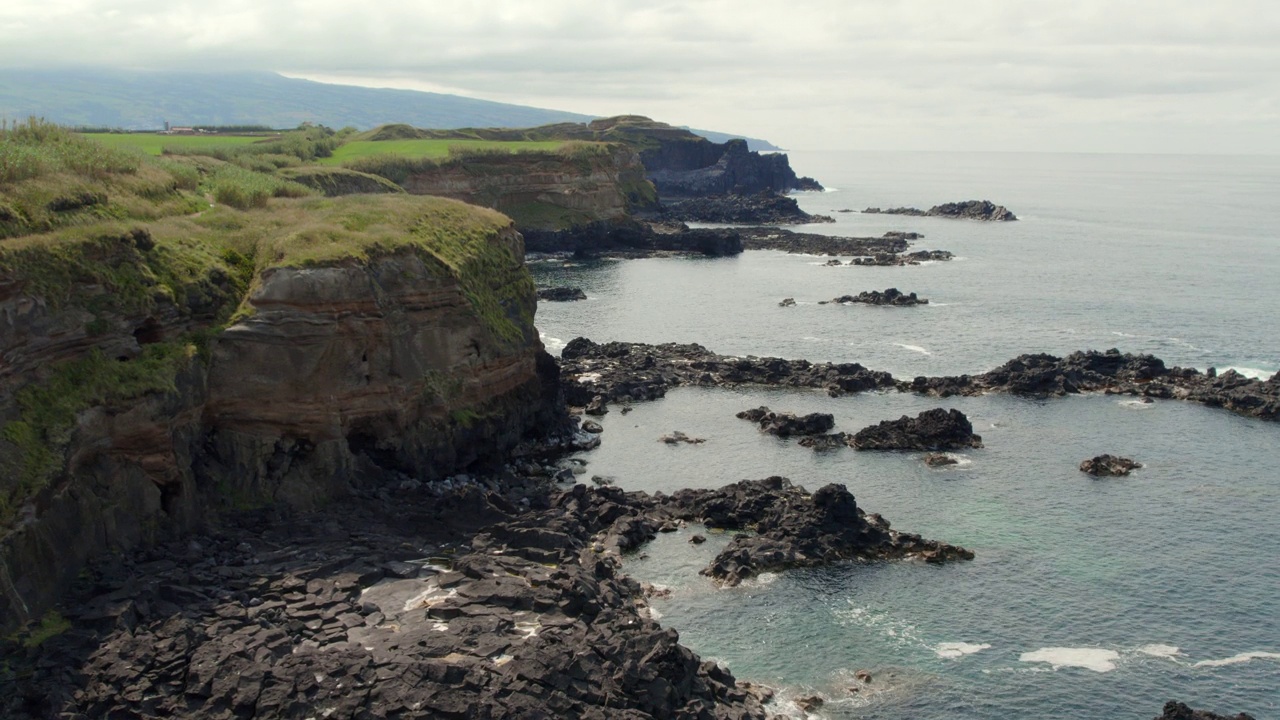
[[1, 457, 969, 719], [559, 339, 1280, 422]]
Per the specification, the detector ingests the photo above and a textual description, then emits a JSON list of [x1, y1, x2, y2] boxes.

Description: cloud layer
[[3, 0, 1277, 151]]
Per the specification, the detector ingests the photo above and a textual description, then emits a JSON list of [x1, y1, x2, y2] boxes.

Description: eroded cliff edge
[[0, 155, 560, 633]]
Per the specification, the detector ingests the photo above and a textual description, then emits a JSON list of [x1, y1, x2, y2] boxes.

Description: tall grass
[[207, 165, 314, 210], [1, 118, 140, 185]]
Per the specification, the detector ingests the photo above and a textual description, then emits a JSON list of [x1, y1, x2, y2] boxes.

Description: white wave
[[1220, 366, 1276, 381], [1112, 331, 1139, 338], [1193, 651, 1280, 668], [1138, 644, 1182, 659], [539, 332, 567, 353], [1119, 399, 1155, 409], [927, 302, 953, 306], [935, 642, 992, 659], [801, 336, 829, 342], [930, 453, 973, 467], [1019, 647, 1121, 673], [741, 572, 778, 587], [893, 343, 932, 356]]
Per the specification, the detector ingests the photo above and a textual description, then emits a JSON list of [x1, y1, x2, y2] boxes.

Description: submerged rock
[[1156, 701, 1256, 720], [536, 286, 587, 302], [660, 430, 706, 445], [924, 453, 960, 467], [736, 406, 835, 437], [852, 409, 983, 451], [1080, 454, 1142, 477]]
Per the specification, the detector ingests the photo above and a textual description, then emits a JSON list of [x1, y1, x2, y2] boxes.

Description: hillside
[[0, 69, 595, 131]]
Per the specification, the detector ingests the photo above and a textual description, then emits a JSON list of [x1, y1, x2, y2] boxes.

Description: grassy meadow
[[84, 133, 274, 156], [321, 139, 567, 165]]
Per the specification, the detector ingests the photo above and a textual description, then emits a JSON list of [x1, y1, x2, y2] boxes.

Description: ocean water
[[530, 152, 1280, 719]]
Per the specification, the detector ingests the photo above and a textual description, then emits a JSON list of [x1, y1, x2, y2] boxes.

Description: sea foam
[[1019, 647, 1121, 672], [893, 343, 932, 356], [1193, 651, 1280, 668], [935, 642, 992, 659]]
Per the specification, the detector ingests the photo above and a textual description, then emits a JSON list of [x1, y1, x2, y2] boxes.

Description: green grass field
[[83, 133, 275, 156], [321, 139, 567, 166]]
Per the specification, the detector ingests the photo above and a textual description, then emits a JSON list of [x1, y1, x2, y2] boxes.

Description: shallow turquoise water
[[531, 152, 1280, 718]]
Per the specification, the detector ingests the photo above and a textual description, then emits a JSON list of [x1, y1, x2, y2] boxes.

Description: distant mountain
[[0, 69, 598, 131]]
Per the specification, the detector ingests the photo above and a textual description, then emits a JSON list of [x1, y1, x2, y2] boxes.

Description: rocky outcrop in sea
[[820, 289, 928, 306], [850, 409, 983, 451], [736, 407, 836, 436], [863, 200, 1018, 221], [560, 341, 1280, 422], [1080, 454, 1142, 476], [654, 193, 834, 225], [536, 287, 587, 302]]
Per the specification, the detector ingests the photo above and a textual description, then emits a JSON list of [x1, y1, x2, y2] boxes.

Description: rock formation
[[654, 192, 833, 225], [736, 407, 835, 436], [536, 287, 587, 302], [850, 409, 984, 451], [864, 200, 1018, 221], [820, 289, 928, 306], [1, 188, 562, 634], [1080, 454, 1142, 476], [1155, 701, 1256, 720]]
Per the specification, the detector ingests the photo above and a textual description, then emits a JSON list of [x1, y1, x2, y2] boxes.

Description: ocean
[[529, 151, 1280, 719]]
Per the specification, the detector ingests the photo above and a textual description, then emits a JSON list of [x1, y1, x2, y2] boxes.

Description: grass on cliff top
[[321, 139, 569, 166], [83, 133, 271, 156]]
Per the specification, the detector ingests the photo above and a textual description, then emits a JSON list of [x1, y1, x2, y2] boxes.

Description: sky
[[2, 0, 1278, 153]]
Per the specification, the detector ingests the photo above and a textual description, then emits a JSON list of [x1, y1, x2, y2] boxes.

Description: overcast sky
[[3, 0, 1278, 153]]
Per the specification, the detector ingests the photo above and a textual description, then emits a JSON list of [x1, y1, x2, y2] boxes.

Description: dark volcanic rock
[[821, 288, 928, 306], [739, 227, 912, 256], [924, 453, 960, 467], [536, 286, 587, 302], [1080, 454, 1142, 477], [778, 297, 796, 307], [850, 249, 954, 266], [852, 409, 983, 451], [560, 338, 897, 412], [643, 136, 818, 196], [523, 218, 743, 257], [562, 340, 1280, 424], [657, 192, 833, 225], [736, 406, 835, 437], [659, 431, 706, 445], [1156, 701, 1256, 720], [864, 200, 1018, 221], [663, 478, 974, 585], [797, 433, 852, 451]]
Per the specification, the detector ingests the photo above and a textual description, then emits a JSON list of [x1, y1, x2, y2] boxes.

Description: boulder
[[736, 407, 835, 437], [1080, 454, 1142, 477], [537, 287, 587, 302], [851, 409, 983, 451]]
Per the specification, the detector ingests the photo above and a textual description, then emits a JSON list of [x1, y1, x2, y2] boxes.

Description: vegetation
[[321, 138, 567, 166], [206, 164, 314, 209], [85, 133, 268, 156], [1, 343, 196, 523], [5, 610, 71, 648]]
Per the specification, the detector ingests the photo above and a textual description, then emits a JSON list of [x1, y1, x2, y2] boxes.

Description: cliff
[[353, 115, 819, 204], [347, 144, 657, 231], [0, 133, 559, 633]]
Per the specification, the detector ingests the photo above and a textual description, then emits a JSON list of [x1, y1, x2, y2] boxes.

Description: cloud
[[1, 0, 1278, 151]]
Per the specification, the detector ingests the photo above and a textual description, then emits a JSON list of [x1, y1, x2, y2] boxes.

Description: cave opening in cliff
[[133, 318, 163, 345]]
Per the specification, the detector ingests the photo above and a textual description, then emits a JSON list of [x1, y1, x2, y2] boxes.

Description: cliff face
[[0, 194, 559, 634], [356, 145, 657, 231]]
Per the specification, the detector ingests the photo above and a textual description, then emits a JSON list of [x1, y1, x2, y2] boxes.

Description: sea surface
[[529, 151, 1280, 719]]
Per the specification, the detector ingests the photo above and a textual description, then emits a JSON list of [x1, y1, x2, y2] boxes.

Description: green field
[[83, 133, 275, 155], [321, 139, 567, 166]]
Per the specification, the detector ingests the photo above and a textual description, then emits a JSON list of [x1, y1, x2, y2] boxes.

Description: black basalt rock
[[852, 408, 983, 451]]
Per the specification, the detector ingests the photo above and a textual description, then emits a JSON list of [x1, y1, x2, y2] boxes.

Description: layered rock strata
[[1, 197, 561, 635]]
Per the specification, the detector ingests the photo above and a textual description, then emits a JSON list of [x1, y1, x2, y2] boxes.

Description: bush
[[208, 165, 314, 210], [0, 117, 140, 185]]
